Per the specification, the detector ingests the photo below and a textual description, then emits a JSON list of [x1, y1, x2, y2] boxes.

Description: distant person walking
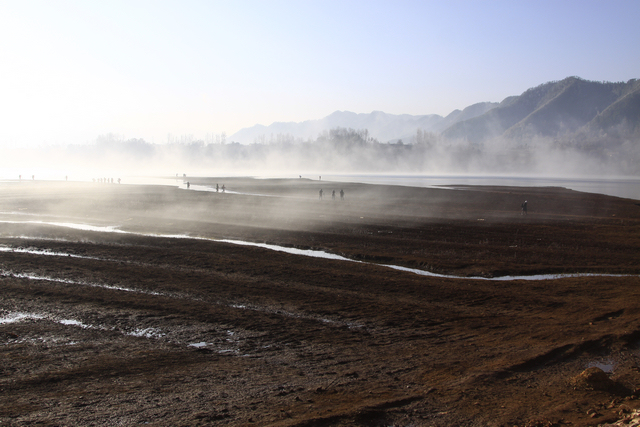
[[187, 181, 190, 189], [521, 200, 528, 215], [319, 189, 323, 199], [340, 189, 344, 200], [216, 184, 219, 192], [331, 190, 336, 200], [221, 184, 225, 192]]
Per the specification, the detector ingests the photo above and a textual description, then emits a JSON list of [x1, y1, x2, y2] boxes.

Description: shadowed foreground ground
[[1, 178, 640, 426]]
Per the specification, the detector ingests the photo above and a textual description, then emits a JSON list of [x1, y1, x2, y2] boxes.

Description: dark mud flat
[[1, 178, 640, 426]]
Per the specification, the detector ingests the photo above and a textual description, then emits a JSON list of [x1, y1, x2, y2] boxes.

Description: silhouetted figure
[[221, 185, 225, 192], [216, 184, 219, 192], [340, 189, 344, 200], [319, 189, 323, 199], [521, 200, 528, 215], [187, 181, 190, 189], [332, 190, 335, 200]]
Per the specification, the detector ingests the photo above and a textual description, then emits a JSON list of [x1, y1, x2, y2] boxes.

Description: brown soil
[[1, 178, 640, 426]]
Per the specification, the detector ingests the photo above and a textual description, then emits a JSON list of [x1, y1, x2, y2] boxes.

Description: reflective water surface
[[1, 220, 636, 282]]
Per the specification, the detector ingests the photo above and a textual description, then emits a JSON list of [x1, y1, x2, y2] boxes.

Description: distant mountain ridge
[[443, 77, 640, 142], [229, 77, 639, 144], [229, 111, 439, 144], [229, 103, 499, 144]]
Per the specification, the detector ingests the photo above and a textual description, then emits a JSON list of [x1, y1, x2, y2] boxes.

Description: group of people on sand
[[185, 182, 225, 192], [18, 175, 121, 184], [319, 188, 344, 200], [93, 178, 120, 184]]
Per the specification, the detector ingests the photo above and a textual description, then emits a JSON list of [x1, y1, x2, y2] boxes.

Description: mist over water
[[1, 132, 639, 200], [322, 174, 640, 200], [1, 167, 639, 200], [3, 169, 639, 201]]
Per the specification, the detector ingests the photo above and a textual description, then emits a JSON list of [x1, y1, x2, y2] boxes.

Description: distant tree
[[415, 129, 437, 147]]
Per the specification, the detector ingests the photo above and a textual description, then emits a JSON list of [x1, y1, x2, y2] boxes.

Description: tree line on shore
[[21, 124, 632, 177]]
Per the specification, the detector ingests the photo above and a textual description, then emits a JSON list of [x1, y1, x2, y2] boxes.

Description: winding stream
[[0, 219, 636, 282]]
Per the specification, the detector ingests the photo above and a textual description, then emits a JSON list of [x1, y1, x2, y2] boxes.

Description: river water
[[1, 220, 637, 282], [1, 172, 639, 200], [121, 174, 640, 200], [321, 174, 640, 200]]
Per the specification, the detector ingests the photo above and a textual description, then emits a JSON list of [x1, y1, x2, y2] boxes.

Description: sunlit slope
[[441, 77, 640, 142]]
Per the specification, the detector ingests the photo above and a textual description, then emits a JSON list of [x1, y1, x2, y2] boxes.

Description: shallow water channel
[[0, 219, 635, 282]]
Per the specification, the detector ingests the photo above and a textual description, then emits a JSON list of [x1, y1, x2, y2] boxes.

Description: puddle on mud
[[186, 342, 237, 354], [0, 312, 45, 324], [0, 244, 100, 260], [1, 264, 363, 330], [189, 341, 208, 348], [0, 269, 164, 296], [59, 319, 91, 328], [2, 220, 637, 282], [128, 327, 165, 338], [1, 312, 103, 331], [0, 310, 241, 352], [587, 359, 617, 373], [228, 302, 359, 329]]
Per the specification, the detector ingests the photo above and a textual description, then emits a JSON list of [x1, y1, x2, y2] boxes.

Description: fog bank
[[1, 128, 638, 181]]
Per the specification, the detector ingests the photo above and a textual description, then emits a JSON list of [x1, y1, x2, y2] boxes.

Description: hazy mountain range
[[229, 77, 640, 144], [11, 76, 636, 178]]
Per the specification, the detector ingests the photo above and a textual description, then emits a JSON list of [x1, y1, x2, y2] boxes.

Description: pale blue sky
[[1, 0, 638, 147]]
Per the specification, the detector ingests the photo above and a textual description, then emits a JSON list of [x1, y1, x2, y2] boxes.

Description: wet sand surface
[[1, 178, 640, 426]]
